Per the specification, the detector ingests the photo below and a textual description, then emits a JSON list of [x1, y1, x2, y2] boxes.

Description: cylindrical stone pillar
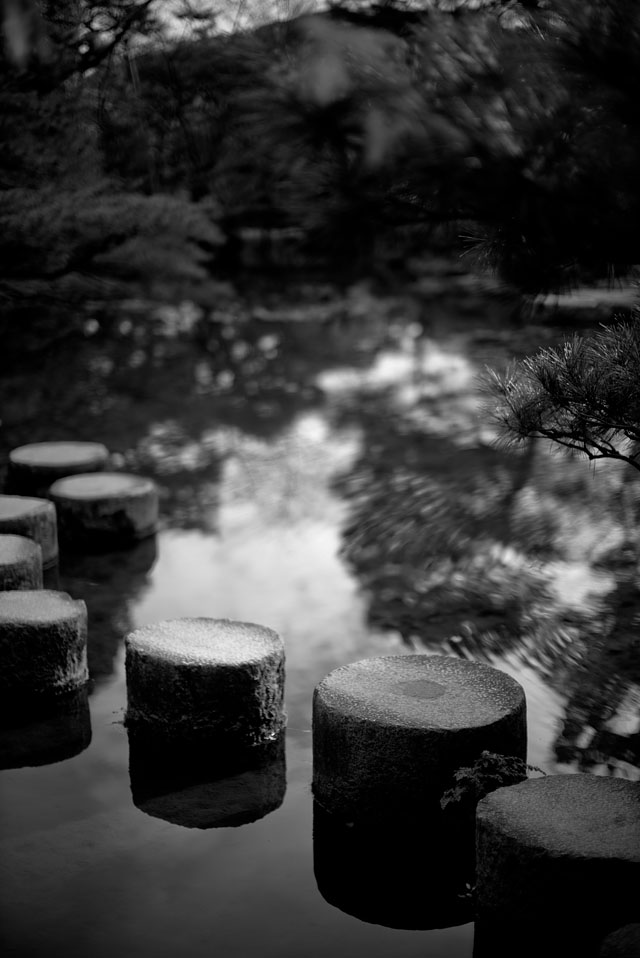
[[0, 534, 43, 589], [6, 441, 109, 496], [0, 495, 58, 569], [0, 590, 88, 711], [312, 654, 526, 826], [49, 473, 159, 548], [475, 775, 640, 958], [125, 618, 286, 750]]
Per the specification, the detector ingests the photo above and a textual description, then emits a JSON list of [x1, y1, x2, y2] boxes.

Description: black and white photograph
[[0, 2, 639, 957]]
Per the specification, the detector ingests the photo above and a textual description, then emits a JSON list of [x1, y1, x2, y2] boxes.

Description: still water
[[1, 279, 639, 957]]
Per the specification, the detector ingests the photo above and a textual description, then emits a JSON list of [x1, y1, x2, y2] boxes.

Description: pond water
[[1, 277, 639, 958]]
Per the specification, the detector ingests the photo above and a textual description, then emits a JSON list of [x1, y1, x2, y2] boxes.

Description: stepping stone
[[6, 441, 109, 495], [475, 775, 640, 957], [125, 618, 286, 749], [0, 687, 91, 769], [0, 534, 43, 590], [312, 654, 526, 826], [0, 495, 58, 569], [599, 924, 640, 957], [0, 590, 88, 710], [129, 731, 286, 828], [49, 473, 159, 548]]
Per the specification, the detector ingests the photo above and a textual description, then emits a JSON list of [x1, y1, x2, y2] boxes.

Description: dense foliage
[[0, 0, 223, 319], [4, 0, 640, 306], [488, 319, 640, 469]]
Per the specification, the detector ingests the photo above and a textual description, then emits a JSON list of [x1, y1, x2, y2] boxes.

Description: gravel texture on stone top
[[126, 618, 284, 666], [0, 496, 51, 518], [477, 775, 640, 860], [10, 442, 108, 467], [0, 534, 41, 564], [0, 589, 82, 623], [316, 654, 524, 729], [49, 473, 154, 500]]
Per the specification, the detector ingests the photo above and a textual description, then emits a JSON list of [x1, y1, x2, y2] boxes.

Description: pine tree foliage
[[488, 320, 640, 470], [0, 0, 224, 312], [0, 187, 222, 297]]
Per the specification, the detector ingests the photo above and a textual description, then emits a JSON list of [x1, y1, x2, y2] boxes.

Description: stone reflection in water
[[58, 536, 157, 683], [0, 686, 91, 769], [313, 802, 474, 930], [128, 730, 286, 829]]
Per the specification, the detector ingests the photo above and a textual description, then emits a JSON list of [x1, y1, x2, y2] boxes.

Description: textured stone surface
[[7, 441, 109, 495], [0, 496, 58, 568], [0, 590, 88, 706], [475, 775, 640, 957], [125, 618, 286, 747], [0, 534, 43, 590], [49, 472, 159, 545], [599, 924, 640, 958], [312, 654, 526, 826]]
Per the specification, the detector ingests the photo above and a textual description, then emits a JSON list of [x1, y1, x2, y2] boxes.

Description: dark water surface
[[1, 280, 639, 957]]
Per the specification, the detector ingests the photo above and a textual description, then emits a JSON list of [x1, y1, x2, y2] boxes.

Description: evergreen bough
[[488, 319, 640, 470]]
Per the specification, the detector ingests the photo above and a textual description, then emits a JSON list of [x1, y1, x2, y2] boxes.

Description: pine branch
[[486, 319, 640, 470]]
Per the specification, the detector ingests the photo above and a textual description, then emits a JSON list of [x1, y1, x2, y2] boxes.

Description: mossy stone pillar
[[313, 654, 526, 827], [49, 473, 158, 548], [125, 617, 286, 750], [475, 775, 640, 958], [0, 590, 88, 711]]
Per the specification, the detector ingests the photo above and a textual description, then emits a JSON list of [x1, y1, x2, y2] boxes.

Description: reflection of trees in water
[[335, 397, 640, 775], [0, 300, 391, 532], [552, 576, 640, 773]]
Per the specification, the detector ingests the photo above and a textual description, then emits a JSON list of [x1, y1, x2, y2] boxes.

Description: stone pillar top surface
[[49, 473, 155, 500], [0, 589, 83, 623], [477, 774, 640, 861], [0, 534, 41, 562], [9, 441, 108, 467], [316, 654, 525, 730], [126, 617, 284, 666], [0, 495, 54, 517]]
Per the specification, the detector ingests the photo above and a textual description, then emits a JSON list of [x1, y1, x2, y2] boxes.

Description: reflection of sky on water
[[130, 412, 406, 737]]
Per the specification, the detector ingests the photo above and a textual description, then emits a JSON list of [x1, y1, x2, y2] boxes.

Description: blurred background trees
[[5, 0, 640, 300], [0, 0, 223, 324], [3, 0, 640, 446]]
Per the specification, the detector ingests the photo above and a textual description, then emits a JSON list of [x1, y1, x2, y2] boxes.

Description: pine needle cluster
[[487, 319, 640, 469]]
